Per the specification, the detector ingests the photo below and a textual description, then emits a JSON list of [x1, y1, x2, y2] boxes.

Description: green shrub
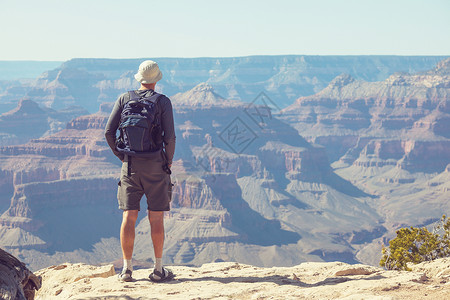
[[380, 215, 450, 271]]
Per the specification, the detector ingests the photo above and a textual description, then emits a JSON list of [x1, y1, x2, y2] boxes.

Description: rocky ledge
[[34, 259, 450, 299]]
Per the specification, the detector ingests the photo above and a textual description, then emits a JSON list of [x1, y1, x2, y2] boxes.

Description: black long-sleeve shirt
[[104, 89, 176, 164]]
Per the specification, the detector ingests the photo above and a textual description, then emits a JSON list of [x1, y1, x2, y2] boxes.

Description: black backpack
[[115, 90, 163, 156]]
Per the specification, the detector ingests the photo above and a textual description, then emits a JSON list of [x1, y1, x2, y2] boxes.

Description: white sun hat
[[134, 60, 163, 84]]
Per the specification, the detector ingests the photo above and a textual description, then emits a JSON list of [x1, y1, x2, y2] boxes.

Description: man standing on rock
[[105, 60, 176, 282]]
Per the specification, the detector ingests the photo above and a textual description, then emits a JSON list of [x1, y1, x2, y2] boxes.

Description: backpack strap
[[144, 93, 168, 166], [154, 94, 163, 124], [128, 90, 139, 101], [127, 90, 161, 101], [152, 95, 171, 174]]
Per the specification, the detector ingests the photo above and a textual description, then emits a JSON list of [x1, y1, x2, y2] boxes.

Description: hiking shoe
[[149, 267, 174, 282], [118, 268, 133, 282]]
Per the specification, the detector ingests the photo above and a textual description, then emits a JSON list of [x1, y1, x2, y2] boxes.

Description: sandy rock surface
[[33, 258, 450, 300]]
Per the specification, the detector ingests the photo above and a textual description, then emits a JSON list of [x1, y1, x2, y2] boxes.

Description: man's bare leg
[[148, 211, 165, 279], [120, 210, 139, 260], [148, 211, 164, 258], [118, 210, 138, 281]]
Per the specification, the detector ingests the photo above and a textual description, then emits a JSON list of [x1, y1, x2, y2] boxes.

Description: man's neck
[[139, 83, 156, 90]]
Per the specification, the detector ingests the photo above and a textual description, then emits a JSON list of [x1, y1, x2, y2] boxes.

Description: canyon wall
[[0, 57, 449, 270]]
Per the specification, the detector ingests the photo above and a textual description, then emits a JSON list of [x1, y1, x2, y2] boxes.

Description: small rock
[[381, 283, 401, 291], [335, 267, 375, 276], [412, 274, 428, 283], [53, 265, 67, 271]]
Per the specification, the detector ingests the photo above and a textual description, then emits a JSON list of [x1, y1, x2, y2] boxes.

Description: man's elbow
[[104, 130, 113, 140], [164, 135, 176, 146], [166, 133, 176, 142]]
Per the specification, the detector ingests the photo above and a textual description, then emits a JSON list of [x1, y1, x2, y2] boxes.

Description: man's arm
[[160, 96, 176, 165], [104, 95, 125, 161]]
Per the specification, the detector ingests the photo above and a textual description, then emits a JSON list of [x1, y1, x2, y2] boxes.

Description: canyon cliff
[[281, 58, 450, 264], [0, 99, 87, 146], [0, 81, 383, 271], [0, 56, 447, 114], [33, 258, 450, 300], [0, 58, 448, 272]]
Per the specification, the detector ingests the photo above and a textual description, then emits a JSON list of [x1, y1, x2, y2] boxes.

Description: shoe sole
[[149, 270, 174, 282], [118, 277, 133, 282]]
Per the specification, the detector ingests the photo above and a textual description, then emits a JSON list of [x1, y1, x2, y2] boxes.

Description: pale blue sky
[[0, 0, 449, 61]]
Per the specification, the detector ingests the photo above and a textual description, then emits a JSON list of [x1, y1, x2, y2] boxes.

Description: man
[[104, 60, 176, 282]]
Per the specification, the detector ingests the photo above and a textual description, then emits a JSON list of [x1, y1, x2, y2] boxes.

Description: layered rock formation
[[0, 58, 449, 273], [171, 82, 241, 107], [0, 55, 447, 114], [0, 99, 87, 146], [0, 107, 121, 255], [281, 58, 450, 264], [282, 58, 450, 170], [0, 81, 385, 271]]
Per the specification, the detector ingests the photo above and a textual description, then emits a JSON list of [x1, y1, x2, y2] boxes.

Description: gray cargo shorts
[[117, 155, 171, 211]]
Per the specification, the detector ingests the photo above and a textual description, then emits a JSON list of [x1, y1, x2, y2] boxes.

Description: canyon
[[0, 56, 448, 271], [0, 56, 447, 113]]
